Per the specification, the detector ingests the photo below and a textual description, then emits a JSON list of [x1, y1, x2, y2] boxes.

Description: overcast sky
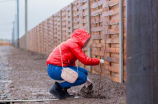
[[0, 0, 74, 40]]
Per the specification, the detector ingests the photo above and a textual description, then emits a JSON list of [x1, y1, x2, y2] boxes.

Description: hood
[[71, 28, 91, 47]]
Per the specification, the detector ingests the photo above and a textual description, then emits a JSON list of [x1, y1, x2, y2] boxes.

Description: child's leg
[[47, 64, 63, 81]]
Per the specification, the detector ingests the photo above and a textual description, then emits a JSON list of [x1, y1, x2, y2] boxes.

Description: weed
[[121, 101, 125, 104], [25, 101, 28, 104]]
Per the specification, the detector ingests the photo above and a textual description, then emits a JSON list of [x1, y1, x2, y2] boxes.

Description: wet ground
[[0, 46, 126, 104], [0, 46, 12, 100]]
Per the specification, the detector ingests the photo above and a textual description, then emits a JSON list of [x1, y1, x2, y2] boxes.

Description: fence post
[[87, 0, 92, 72], [52, 15, 54, 50], [36, 27, 38, 52], [42, 22, 44, 54], [25, 0, 28, 51], [60, 10, 62, 43], [17, 0, 19, 48], [33, 28, 35, 52], [36, 27, 37, 52], [70, 3, 73, 33], [127, 0, 158, 103], [47, 19, 49, 55], [119, 0, 123, 83], [39, 25, 41, 54]]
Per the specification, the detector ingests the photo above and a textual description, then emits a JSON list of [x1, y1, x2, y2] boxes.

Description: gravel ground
[[0, 46, 126, 104]]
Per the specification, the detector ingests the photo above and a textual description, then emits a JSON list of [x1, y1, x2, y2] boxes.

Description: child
[[46, 28, 104, 99]]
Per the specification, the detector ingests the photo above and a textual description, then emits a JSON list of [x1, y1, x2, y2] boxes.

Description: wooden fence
[[19, 0, 126, 83]]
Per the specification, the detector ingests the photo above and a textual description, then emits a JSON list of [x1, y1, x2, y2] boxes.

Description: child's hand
[[100, 59, 104, 64]]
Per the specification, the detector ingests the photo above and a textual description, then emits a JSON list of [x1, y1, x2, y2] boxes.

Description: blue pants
[[47, 64, 88, 88]]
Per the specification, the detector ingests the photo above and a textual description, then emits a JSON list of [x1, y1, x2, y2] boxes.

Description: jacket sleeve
[[69, 43, 100, 65]]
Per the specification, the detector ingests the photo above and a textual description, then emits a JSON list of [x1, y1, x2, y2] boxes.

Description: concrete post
[[39, 25, 41, 54], [87, 0, 92, 72], [127, 0, 158, 104], [70, 3, 73, 33], [52, 16, 54, 49], [42, 23, 44, 54], [47, 19, 49, 55], [60, 10, 62, 43], [25, 0, 28, 51], [17, 0, 19, 48]]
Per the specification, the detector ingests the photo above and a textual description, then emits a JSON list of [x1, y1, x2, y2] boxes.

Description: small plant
[[25, 101, 28, 104], [121, 101, 125, 104]]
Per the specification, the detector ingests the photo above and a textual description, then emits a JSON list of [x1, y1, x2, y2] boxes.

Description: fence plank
[[106, 38, 119, 43]]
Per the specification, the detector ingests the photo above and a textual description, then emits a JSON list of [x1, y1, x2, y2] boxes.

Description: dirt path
[[6, 47, 126, 104]]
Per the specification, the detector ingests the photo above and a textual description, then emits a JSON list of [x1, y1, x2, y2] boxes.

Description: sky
[[0, 0, 74, 40]]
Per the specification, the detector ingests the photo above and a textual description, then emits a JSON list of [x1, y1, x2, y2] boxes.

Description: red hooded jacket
[[46, 28, 100, 66]]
